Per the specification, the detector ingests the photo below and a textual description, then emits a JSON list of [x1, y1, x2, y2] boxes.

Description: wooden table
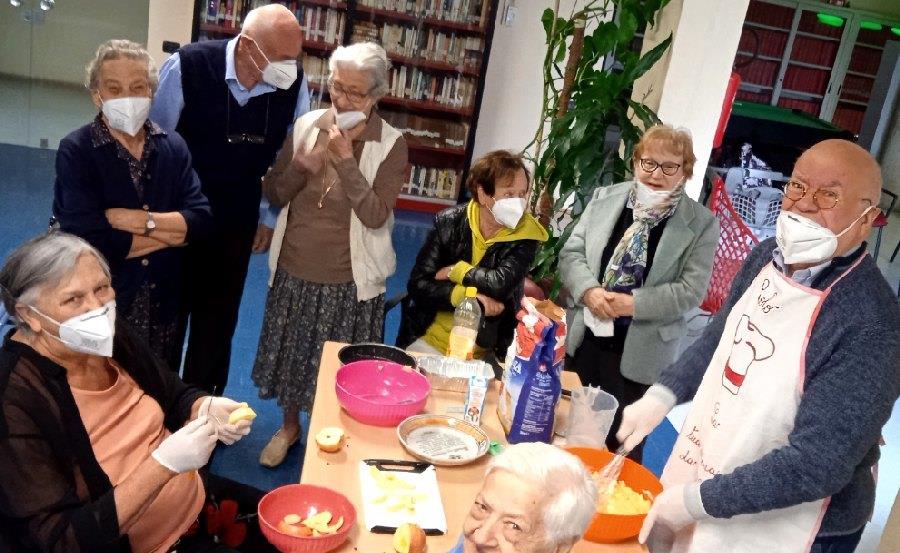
[[300, 341, 647, 552]]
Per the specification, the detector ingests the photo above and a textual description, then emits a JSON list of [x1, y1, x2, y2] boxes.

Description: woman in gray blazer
[[559, 124, 719, 461]]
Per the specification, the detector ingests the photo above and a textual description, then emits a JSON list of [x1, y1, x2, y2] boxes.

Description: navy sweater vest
[[176, 40, 300, 228]]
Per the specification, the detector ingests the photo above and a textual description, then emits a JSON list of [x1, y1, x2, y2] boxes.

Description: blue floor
[[0, 143, 676, 493]]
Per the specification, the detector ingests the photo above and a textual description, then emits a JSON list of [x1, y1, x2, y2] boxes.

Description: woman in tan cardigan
[[252, 42, 408, 467]]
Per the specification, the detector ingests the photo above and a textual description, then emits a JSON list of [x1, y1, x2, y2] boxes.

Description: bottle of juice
[[447, 287, 482, 360]]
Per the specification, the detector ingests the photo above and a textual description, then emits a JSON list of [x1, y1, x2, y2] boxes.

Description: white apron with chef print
[[656, 257, 864, 553]]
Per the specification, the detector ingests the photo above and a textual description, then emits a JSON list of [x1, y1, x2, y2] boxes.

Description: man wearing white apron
[[616, 140, 900, 553]]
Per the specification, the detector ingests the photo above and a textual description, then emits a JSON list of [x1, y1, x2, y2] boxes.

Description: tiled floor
[[1, 135, 898, 550]]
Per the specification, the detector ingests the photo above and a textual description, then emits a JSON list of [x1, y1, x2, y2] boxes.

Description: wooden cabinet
[[735, 0, 900, 135], [192, 0, 499, 213]]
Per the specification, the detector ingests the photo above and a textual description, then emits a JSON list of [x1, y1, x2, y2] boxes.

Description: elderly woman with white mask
[[253, 41, 408, 467], [559, 124, 718, 462], [448, 442, 598, 553], [53, 39, 211, 371], [0, 233, 271, 553]]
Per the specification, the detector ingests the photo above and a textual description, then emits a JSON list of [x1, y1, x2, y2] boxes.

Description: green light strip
[[816, 13, 844, 27]]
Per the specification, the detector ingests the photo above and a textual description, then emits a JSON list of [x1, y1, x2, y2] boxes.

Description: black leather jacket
[[397, 204, 542, 357]]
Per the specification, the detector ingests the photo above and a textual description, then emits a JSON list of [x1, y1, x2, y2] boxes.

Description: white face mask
[[335, 110, 367, 130], [244, 35, 297, 90], [490, 197, 527, 229], [634, 180, 673, 208], [30, 301, 116, 357], [101, 97, 150, 137], [775, 207, 874, 265]]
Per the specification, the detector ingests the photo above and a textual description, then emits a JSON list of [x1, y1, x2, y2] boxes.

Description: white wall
[[147, 0, 194, 69], [654, 0, 751, 198], [879, 110, 900, 196], [473, 1, 582, 160], [0, 0, 148, 85]]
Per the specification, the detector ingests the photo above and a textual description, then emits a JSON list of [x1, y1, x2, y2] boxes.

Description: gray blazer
[[559, 181, 719, 385]]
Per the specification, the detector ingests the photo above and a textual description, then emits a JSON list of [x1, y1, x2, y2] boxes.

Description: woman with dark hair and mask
[[399, 150, 548, 363]]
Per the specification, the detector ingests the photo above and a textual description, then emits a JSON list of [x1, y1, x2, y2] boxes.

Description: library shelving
[[733, 0, 900, 135], [192, 0, 499, 213]]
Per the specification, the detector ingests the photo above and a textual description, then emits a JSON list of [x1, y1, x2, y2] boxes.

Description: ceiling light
[[859, 21, 882, 31], [10, 0, 22, 6], [39, 0, 54, 10], [816, 13, 844, 27]]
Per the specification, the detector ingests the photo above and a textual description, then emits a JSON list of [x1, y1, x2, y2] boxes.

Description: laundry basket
[[701, 176, 760, 315]]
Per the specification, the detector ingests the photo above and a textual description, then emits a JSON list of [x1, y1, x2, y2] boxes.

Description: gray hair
[[486, 443, 598, 546], [85, 39, 159, 94], [0, 233, 110, 333], [328, 42, 390, 99]]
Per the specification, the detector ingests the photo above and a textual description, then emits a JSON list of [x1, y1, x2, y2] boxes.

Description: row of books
[[300, 6, 346, 45], [203, 0, 268, 28], [402, 165, 460, 200], [782, 66, 829, 96], [849, 48, 883, 75], [381, 109, 469, 149], [736, 60, 779, 89], [378, 23, 483, 66], [744, 0, 794, 30], [797, 12, 843, 40], [388, 66, 476, 109], [357, 0, 484, 26], [832, 105, 865, 134], [738, 30, 786, 59], [790, 36, 839, 67]]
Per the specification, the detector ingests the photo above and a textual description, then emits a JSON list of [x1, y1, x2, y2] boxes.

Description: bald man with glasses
[[617, 140, 899, 553]]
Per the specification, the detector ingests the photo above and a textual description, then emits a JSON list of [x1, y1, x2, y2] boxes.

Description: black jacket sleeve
[[407, 220, 458, 312], [461, 240, 540, 301]]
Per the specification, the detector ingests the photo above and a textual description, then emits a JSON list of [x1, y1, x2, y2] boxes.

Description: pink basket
[[335, 360, 430, 426], [258, 484, 356, 553]]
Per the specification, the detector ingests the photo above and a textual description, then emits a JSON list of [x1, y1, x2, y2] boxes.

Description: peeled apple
[[392, 523, 426, 553], [228, 403, 257, 424]]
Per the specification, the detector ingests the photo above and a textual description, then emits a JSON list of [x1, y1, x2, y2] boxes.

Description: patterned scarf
[[601, 181, 683, 292]]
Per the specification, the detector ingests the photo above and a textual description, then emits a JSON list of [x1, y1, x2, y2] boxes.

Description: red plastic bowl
[[335, 359, 430, 426], [258, 484, 356, 553]]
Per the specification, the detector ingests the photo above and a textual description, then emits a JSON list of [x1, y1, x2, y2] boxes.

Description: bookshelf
[[732, 0, 900, 136], [192, 0, 499, 213]]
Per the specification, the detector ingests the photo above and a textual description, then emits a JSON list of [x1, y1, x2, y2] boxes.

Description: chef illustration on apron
[[656, 256, 865, 553]]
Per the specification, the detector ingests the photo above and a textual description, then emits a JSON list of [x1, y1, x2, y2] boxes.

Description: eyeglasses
[[782, 180, 841, 210], [639, 158, 681, 176], [225, 90, 269, 145], [327, 78, 370, 104]]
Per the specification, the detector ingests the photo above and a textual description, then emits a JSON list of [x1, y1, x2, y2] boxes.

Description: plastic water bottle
[[447, 287, 482, 360]]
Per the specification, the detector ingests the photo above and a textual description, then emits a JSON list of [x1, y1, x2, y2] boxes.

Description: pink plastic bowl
[[258, 484, 356, 553], [335, 359, 430, 426]]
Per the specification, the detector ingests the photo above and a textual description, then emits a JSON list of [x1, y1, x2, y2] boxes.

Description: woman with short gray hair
[[252, 41, 408, 467], [53, 39, 211, 369], [0, 233, 271, 553], [449, 442, 598, 552]]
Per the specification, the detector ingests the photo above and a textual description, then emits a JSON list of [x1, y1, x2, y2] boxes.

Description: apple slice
[[228, 403, 257, 424], [392, 523, 426, 553], [315, 427, 345, 452]]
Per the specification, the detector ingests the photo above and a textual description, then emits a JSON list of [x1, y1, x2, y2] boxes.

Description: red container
[[258, 484, 357, 553], [335, 359, 430, 426], [566, 447, 664, 543]]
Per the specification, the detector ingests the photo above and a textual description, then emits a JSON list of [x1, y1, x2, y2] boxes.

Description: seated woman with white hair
[[0, 233, 274, 553], [449, 442, 598, 553]]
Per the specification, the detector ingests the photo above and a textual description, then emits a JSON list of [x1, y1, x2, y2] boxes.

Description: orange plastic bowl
[[258, 484, 356, 553], [566, 447, 663, 543]]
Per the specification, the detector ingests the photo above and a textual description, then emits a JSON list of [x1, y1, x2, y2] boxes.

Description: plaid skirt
[[251, 269, 384, 410]]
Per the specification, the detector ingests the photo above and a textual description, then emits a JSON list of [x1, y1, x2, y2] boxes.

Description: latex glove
[[152, 416, 217, 473], [201, 396, 253, 445], [615, 388, 673, 452], [639, 484, 703, 543]]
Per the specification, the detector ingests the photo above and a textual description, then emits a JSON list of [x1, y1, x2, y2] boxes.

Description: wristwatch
[[143, 211, 156, 236]]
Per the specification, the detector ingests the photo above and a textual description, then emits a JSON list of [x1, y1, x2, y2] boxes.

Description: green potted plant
[[526, 0, 673, 299]]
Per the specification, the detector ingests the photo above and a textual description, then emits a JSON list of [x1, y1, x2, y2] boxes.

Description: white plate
[[397, 414, 490, 466]]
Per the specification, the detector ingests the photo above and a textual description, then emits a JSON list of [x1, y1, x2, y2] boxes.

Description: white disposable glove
[[615, 385, 675, 452], [201, 396, 253, 445], [151, 415, 217, 473], [639, 483, 709, 544]]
